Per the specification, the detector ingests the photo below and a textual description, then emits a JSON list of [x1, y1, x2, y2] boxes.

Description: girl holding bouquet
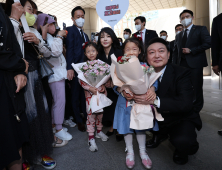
[[79, 42, 109, 152], [113, 38, 158, 169]]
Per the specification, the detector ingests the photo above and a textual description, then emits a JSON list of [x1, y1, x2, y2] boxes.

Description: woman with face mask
[[5, 0, 56, 169], [36, 13, 72, 144], [97, 27, 124, 141]]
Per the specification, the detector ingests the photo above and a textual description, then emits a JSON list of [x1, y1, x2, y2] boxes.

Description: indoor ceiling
[[1, 0, 184, 21]]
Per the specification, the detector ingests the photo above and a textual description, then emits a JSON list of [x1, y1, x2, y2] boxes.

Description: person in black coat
[[97, 27, 123, 137], [172, 9, 211, 115], [211, 13, 222, 136], [132, 16, 158, 50], [134, 38, 202, 165], [66, 6, 90, 132], [0, 2, 29, 170]]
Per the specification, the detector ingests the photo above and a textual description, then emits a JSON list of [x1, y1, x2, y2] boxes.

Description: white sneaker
[[52, 127, 68, 134], [55, 129, 72, 141], [63, 119, 76, 128], [95, 131, 109, 141], [88, 138, 98, 152]]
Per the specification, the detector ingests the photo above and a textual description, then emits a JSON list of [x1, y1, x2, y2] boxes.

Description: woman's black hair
[[97, 27, 120, 54], [5, 0, 32, 16], [83, 42, 99, 62], [122, 37, 145, 62]]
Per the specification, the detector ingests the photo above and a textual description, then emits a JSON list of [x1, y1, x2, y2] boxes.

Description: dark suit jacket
[[0, 5, 26, 117], [168, 40, 175, 63], [172, 25, 211, 68], [157, 63, 202, 130], [132, 29, 158, 49], [211, 13, 222, 70], [66, 25, 89, 70], [98, 47, 123, 65]]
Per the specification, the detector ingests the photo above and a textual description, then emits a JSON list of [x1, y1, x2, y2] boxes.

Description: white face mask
[[135, 24, 142, 31], [181, 18, 192, 27], [75, 18, 85, 28], [176, 31, 181, 35], [124, 34, 130, 40], [95, 36, 98, 42], [160, 36, 167, 40]]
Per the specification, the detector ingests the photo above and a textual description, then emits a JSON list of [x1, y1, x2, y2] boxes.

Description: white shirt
[[140, 28, 146, 43], [156, 66, 167, 108], [77, 27, 86, 42], [182, 24, 193, 37]]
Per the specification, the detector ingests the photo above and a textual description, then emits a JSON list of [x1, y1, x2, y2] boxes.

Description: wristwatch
[[153, 97, 159, 107]]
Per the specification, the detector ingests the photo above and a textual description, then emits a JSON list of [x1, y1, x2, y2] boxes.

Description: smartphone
[[48, 14, 54, 20], [43, 17, 48, 26], [91, 32, 95, 42], [63, 22, 66, 30]]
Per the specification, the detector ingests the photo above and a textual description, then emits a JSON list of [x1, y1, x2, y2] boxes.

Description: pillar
[[83, 8, 100, 39], [183, 0, 211, 76]]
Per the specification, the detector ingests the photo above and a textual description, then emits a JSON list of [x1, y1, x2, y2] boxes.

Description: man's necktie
[[80, 29, 85, 43], [140, 31, 143, 41], [181, 29, 188, 59]]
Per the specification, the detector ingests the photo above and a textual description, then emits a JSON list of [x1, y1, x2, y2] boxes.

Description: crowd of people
[[1, 0, 220, 169]]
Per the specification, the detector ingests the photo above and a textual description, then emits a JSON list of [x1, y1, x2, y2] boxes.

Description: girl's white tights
[[124, 132, 146, 154]]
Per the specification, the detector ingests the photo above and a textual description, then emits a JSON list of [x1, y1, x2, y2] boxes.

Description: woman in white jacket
[[36, 13, 72, 141]]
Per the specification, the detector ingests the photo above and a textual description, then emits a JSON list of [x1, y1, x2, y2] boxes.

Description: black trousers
[[180, 58, 204, 113], [70, 75, 87, 123], [158, 120, 199, 157]]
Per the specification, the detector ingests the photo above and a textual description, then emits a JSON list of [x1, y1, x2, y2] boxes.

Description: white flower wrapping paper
[[110, 54, 164, 130], [72, 60, 112, 113]]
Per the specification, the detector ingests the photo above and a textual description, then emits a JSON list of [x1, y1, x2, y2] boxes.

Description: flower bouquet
[[72, 60, 112, 113], [110, 54, 164, 130]]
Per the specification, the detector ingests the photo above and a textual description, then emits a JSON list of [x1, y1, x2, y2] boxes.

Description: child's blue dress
[[113, 63, 159, 135]]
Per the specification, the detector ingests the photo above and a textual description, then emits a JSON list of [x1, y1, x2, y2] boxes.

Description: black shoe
[[77, 123, 86, 132], [173, 150, 188, 165], [218, 129, 222, 136], [116, 134, 124, 142], [106, 131, 114, 137], [146, 134, 168, 148]]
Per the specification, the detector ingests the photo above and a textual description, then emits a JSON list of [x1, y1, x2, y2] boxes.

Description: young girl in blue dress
[[113, 37, 158, 169]]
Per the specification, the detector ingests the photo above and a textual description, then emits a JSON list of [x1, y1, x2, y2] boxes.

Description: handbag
[[31, 43, 54, 78]]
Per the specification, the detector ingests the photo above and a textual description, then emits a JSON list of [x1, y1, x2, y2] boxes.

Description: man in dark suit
[[169, 24, 184, 63], [211, 13, 222, 136], [66, 6, 89, 132], [172, 9, 211, 115], [132, 16, 158, 49], [134, 38, 202, 165]]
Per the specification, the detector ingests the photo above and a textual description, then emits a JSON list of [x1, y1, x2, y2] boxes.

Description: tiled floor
[[35, 77, 222, 170]]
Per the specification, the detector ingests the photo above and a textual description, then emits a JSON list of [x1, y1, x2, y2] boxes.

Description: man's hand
[[22, 58, 29, 74], [67, 69, 75, 81], [182, 48, 191, 54], [10, 2, 25, 21], [123, 90, 134, 101], [146, 86, 156, 101], [134, 94, 154, 105], [23, 32, 40, 45], [14, 74, 27, 93], [213, 65, 220, 76]]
